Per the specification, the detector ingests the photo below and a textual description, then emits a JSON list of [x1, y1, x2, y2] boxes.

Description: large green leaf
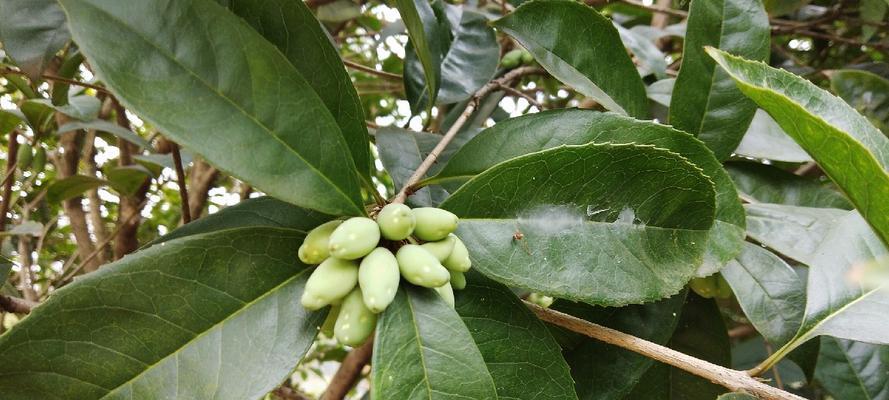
[[726, 162, 852, 209], [57, 119, 151, 149], [733, 109, 813, 163], [375, 127, 452, 207], [0, 227, 325, 399], [0, 0, 70, 80], [456, 273, 577, 399], [226, 0, 372, 179], [815, 337, 889, 400], [744, 204, 847, 265], [441, 143, 716, 306], [395, 0, 444, 110], [552, 292, 685, 400], [830, 69, 889, 136], [492, 0, 647, 118], [372, 286, 499, 399], [46, 175, 106, 203], [35, 95, 102, 121], [59, 0, 364, 216], [669, 0, 769, 161], [709, 48, 889, 247], [433, 110, 745, 276], [615, 23, 668, 79], [721, 242, 805, 346]]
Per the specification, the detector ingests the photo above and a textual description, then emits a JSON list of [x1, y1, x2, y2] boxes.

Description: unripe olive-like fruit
[[715, 274, 732, 299], [689, 276, 718, 299], [377, 203, 415, 240], [335, 287, 378, 346], [501, 49, 523, 69], [420, 235, 456, 262], [434, 282, 455, 308], [520, 50, 534, 65], [443, 236, 471, 272], [298, 220, 342, 264], [31, 146, 46, 173], [412, 208, 458, 241], [301, 257, 359, 310], [359, 247, 400, 313], [328, 217, 381, 260], [396, 244, 450, 288], [320, 304, 341, 337], [449, 270, 466, 290], [16, 143, 33, 170]]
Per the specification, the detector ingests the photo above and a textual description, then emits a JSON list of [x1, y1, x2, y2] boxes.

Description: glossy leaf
[[552, 292, 685, 400], [492, 0, 647, 117], [46, 175, 106, 203], [456, 273, 577, 400], [669, 0, 769, 161], [710, 48, 889, 247], [226, 0, 372, 178], [647, 78, 675, 107], [57, 119, 151, 149], [375, 127, 451, 207], [830, 69, 889, 135], [433, 109, 745, 277], [35, 95, 102, 121], [721, 242, 805, 345], [615, 23, 668, 79], [441, 142, 716, 306], [726, 162, 852, 209], [0, 0, 70, 80], [104, 166, 151, 196], [396, 0, 444, 109], [815, 337, 889, 400], [372, 286, 499, 399], [59, 0, 364, 216], [744, 204, 847, 265], [0, 227, 325, 399], [732, 337, 810, 394], [733, 109, 813, 163]]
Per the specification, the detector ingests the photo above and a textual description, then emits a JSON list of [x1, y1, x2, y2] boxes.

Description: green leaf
[[492, 0, 647, 118], [721, 242, 805, 346], [744, 203, 848, 264], [647, 78, 675, 107], [669, 0, 769, 161], [830, 69, 889, 135], [376, 127, 466, 207], [315, 0, 361, 22], [441, 142, 716, 306], [35, 95, 101, 121], [0, 0, 70, 80], [372, 286, 499, 399], [405, 4, 499, 106], [396, 0, 444, 110], [615, 23, 668, 79], [59, 0, 364, 216], [57, 119, 152, 149], [708, 48, 889, 247], [734, 109, 813, 163], [104, 165, 151, 196], [732, 337, 810, 394], [762, 0, 808, 16], [2, 221, 44, 237], [433, 110, 745, 277], [860, 0, 888, 43], [552, 292, 685, 400], [726, 162, 852, 209], [814, 337, 889, 400], [0, 227, 325, 399], [226, 0, 372, 179], [456, 273, 577, 399], [717, 393, 758, 400], [46, 175, 106, 203], [0, 110, 24, 135]]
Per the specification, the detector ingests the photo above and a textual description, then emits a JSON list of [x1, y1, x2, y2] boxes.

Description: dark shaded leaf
[[57, 119, 151, 149], [744, 204, 847, 264], [0, 0, 70, 80], [396, 0, 444, 109], [815, 337, 889, 400], [726, 162, 852, 209], [733, 109, 812, 163], [376, 127, 451, 207], [46, 175, 106, 203], [830, 69, 889, 135], [104, 165, 151, 196]]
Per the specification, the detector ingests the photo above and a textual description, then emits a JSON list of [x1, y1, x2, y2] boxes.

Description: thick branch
[[527, 302, 805, 400], [171, 143, 192, 224], [0, 294, 37, 314], [112, 100, 150, 260], [187, 159, 219, 219], [0, 130, 19, 231], [322, 338, 374, 400]]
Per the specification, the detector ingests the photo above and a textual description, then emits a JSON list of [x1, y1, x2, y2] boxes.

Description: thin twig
[[527, 302, 805, 400], [620, 0, 687, 18], [171, 143, 192, 224], [0, 130, 20, 232], [0, 67, 111, 94], [322, 338, 374, 400], [498, 84, 544, 110], [0, 295, 37, 314], [343, 60, 403, 81]]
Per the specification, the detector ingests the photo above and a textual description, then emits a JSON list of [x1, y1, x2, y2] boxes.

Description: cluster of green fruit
[[501, 48, 534, 69], [689, 274, 732, 299], [15, 143, 47, 173], [297, 204, 472, 346]]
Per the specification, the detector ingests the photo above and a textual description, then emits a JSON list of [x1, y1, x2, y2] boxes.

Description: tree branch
[[527, 302, 805, 400], [170, 142, 192, 224], [321, 338, 374, 400], [111, 99, 150, 260], [0, 130, 19, 232], [0, 294, 37, 314], [188, 159, 219, 219], [0, 67, 111, 94], [343, 60, 403, 81]]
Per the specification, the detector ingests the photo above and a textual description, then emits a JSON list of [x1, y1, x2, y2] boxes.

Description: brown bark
[[83, 130, 110, 264], [0, 294, 37, 314], [321, 339, 374, 400], [111, 100, 149, 259], [0, 130, 19, 231], [188, 159, 219, 219]]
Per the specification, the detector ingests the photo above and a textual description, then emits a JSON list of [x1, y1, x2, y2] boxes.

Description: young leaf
[[726, 162, 852, 209], [744, 204, 848, 265], [59, 0, 364, 216], [0, 0, 70, 80], [829, 69, 889, 135], [433, 110, 745, 276], [733, 109, 813, 163], [46, 175, 106, 203], [456, 273, 577, 399], [104, 165, 151, 196], [441, 143, 716, 306], [57, 119, 151, 149], [709, 48, 889, 247], [0, 227, 325, 399], [395, 0, 444, 109], [226, 0, 372, 179], [814, 337, 889, 400], [721, 242, 805, 346], [492, 0, 647, 118], [372, 286, 499, 399], [669, 0, 770, 161]]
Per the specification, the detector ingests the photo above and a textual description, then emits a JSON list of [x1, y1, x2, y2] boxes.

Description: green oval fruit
[[301, 257, 359, 310], [412, 208, 458, 241], [420, 235, 456, 262], [520, 50, 534, 64], [396, 244, 450, 288], [298, 220, 342, 264], [15, 143, 33, 170], [443, 236, 471, 272], [31, 146, 46, 173], [359, 247, 400, 313], [434, 282, 455, 308], [501, 49, 523, 69], [320, 304, 341, 337], [449, 270, 466, 290], [377, 203, 415, 240], [715, 274, 733, 299], [689, 276, 718, 299], [335, 287, 378, 346], [328, 217, 380, 260]]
